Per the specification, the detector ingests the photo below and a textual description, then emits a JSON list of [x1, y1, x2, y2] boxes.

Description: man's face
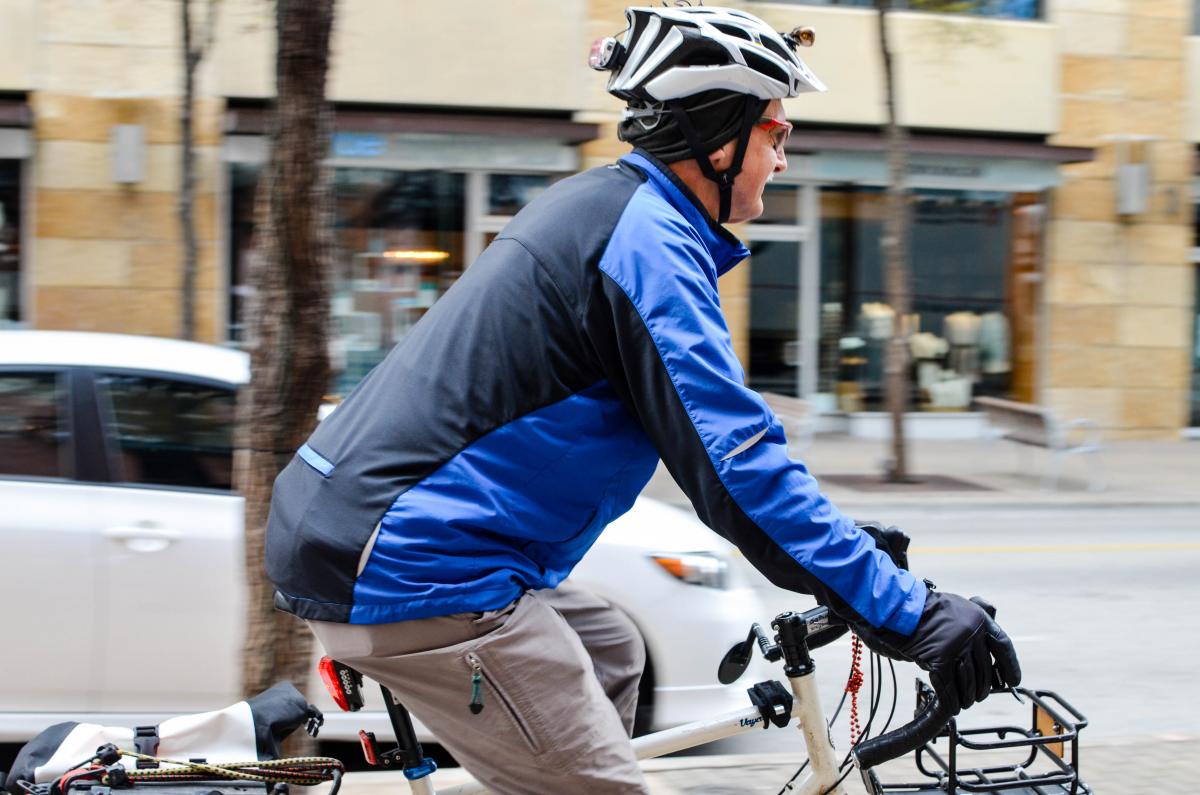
[[722, 99, 788, 224]]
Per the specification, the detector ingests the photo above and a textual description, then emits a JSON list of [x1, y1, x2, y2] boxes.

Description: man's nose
[[774, 149, 788, 174]]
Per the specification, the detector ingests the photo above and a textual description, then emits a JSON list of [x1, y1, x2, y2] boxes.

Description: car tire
[[632, 643, 655, 738]]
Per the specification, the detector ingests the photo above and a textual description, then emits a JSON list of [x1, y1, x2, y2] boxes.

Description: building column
[[1045, 0, 1196, 438]]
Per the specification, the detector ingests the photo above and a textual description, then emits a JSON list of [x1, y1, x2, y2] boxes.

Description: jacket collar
[[620, 149, 750, 276]]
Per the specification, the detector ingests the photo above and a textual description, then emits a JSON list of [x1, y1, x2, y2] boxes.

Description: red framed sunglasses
[[755, 117, 793, 154]]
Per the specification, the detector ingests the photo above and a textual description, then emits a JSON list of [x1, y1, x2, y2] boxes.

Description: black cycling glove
[[856, 520, 911, 571], [856, 588, 1022, 715]]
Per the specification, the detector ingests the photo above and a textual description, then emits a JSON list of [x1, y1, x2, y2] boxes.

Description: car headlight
[[649, 552, 729, 589]]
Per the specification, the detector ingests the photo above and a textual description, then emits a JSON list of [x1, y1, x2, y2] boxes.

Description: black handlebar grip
[[752, 623, 774, 657], [852, 693, 953, 770]]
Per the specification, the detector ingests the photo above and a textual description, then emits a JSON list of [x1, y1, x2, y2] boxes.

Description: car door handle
[[103, 525, 183, 552]]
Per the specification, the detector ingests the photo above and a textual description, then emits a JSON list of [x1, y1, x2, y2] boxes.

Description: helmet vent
[[742, 49, 787, 82], [761, 37, 792, 62], [711, 23, 753, 41]]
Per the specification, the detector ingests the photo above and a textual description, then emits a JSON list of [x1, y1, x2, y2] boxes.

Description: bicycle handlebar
[[756, 605, 961, 769], [852, 691, 952, 770], [849, 593, 1005, 767]]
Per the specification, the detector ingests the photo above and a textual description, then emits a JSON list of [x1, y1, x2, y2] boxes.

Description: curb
[[825, 497, 1200, 512], [653, 495, 1200, 513]]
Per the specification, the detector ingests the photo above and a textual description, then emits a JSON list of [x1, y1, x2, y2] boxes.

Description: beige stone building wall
[[27, 1, 224, 342], [5, 1, 1196, 430], [1189, 36, 1200, 142], [1044, 0, 1196, 439], [215, 0, 592, 109]]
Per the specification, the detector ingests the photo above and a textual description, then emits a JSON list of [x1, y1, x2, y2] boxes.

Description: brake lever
[[973, 598, 1023, 703]]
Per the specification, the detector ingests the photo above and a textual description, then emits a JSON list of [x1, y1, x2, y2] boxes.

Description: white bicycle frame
[[406, 665, 848, 795]]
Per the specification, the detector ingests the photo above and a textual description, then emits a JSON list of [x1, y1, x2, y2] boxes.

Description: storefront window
[[1193, 194, 1200, 252], [773, 0, 1042, 20], [229, 164, 556, 398], [748, 240, 803, 396], [0, 160, 21, 325], [1190, 196, 1199, 427], [1191, 264, 1199, 427], [329, 168, 465, 393], [817, 187, 1044, 411], [488, 174, 552, 215]]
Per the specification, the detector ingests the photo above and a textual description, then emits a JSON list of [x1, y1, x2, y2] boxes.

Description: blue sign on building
[[333, 132, 388, 159]]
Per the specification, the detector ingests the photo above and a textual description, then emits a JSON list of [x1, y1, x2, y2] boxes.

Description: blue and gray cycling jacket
[[265, 149, 926, 634]]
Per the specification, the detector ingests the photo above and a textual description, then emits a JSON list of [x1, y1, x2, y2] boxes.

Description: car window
[[96, 373, 235, 490], [0, 372, 71, 478]]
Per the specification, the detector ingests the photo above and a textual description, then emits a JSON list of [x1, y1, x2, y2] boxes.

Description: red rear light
[[318, 655, 365, 711], [319, 656, 352, 712], [358, 730, 379, 766]]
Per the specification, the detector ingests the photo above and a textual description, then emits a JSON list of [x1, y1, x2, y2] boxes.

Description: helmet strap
[[668, 97, 761, 224]]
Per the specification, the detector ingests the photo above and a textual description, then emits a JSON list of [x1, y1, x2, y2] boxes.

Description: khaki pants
[[308, 582, 650, 794]]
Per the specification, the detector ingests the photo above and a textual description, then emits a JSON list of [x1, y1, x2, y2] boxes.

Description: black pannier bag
[[4, 683, 335, 795]]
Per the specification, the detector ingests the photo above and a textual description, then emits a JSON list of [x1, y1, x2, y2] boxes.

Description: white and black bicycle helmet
[[590, 6, 826, 223], [604, 6, 826, 103]]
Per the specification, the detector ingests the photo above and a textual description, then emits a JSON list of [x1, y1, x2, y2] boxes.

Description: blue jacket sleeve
[[588, 197, 926, 635]]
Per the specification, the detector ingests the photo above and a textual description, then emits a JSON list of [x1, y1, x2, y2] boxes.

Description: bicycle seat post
[[380, 685, 438, 789]]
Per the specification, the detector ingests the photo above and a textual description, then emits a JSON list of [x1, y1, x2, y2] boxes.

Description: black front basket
[[865, 681, 1091, 795]]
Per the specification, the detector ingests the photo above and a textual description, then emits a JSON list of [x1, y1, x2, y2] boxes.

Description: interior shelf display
[[813, 186, 1040, 412], [832, 303, 1014, 412]]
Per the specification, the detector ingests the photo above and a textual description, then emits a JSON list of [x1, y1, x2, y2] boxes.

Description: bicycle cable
[[823, 651, 900, 794], [775, 641, 906, 794], [879, 657, 899, 737], [821, 651, 879, 795]]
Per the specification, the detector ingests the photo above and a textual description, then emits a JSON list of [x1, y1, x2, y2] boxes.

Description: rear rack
[[865, 682, 1091, 795]]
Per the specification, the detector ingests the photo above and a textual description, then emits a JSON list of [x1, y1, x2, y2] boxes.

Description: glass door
[[748, 239, 802, 396], [1190, 194, 1199, 429], [745, 183, 819, 400], [1190, 263, 1199, 429]]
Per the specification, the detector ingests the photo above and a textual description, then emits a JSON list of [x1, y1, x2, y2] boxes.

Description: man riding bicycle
[[265, 7, 1021, 794]]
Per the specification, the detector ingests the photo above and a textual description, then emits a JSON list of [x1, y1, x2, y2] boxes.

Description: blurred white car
[[0, 331, 775, 742]]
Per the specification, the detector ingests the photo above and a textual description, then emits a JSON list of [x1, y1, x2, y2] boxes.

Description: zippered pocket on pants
[[464, 651, 542, 754]]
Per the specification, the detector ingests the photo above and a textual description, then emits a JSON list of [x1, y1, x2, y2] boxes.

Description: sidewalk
[[335, 731, 1199, 793], [642, 435, 1200, 512]]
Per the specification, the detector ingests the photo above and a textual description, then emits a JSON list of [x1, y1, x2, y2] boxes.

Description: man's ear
[[708, 141, 734, 173]]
